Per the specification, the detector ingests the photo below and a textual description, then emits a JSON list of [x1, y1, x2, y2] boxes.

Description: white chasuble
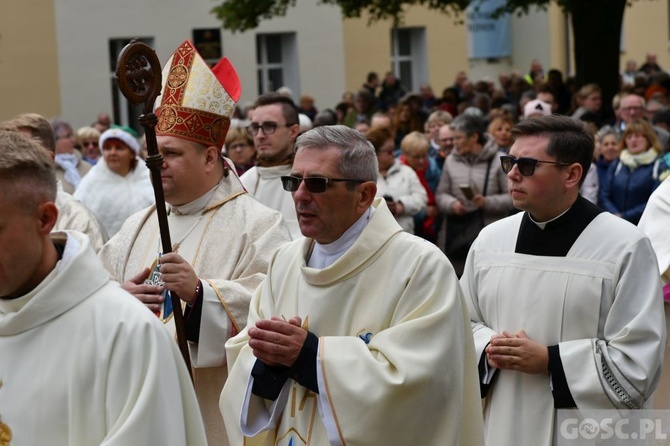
[[0, 232, 206, 445], [222, 198, 485, 446]]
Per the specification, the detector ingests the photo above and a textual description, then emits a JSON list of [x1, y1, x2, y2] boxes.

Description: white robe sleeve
[[558, 236, 666, 409]]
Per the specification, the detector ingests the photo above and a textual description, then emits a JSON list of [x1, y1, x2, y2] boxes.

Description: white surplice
[[241, 164, 302, 239], [463, 210, 666, 446]]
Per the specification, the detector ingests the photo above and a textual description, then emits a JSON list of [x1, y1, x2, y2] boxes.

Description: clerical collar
[[169, 178, 222, 216], [515, 195, 603, 257], [307, 206, 375, 269], [528, 206, 571, 230]]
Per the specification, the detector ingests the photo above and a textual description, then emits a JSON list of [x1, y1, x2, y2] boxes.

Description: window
[[192, 28, 222, 66], [391, 28, 428, 91], [109, 37, 154, 135], [256, 33, 299, 98]]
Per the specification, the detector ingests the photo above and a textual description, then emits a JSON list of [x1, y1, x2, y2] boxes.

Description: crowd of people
[[1, 38, 670, 446]]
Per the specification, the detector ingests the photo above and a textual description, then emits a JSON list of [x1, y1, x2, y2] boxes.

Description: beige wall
[[342, 5, 565, 93], [342, 6, 468, 97], [547, 3, 569, 75], [0, 0, 60, 121], [621, 0, 670, 70]]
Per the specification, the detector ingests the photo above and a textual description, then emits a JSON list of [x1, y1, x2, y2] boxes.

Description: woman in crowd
[[392, 100, 424, 150], [400, 131, 441, 243], [594, 126, 621, 186], [51, 118, 91, 194], [484, 114, 515, 153], [599, 119, 661, 224], [224, 127, 256, 176], [435, 113, 513, 276], [74, 126, 154, 237], [366, 126, 426, 234], [77, 126, 102, 165]]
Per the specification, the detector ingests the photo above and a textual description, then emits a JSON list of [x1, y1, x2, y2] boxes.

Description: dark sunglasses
[[500, 155, 570, 176], [280, 175, 365, 193]]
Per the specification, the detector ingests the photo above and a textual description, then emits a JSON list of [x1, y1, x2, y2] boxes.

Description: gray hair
[[451, 113, 487, 145], [295, 125, 378, 184], [50, 118, 72, 139], [596, 125, 618, 143]]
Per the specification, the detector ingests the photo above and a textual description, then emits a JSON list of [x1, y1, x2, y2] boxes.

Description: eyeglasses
[[280, 175, 365, 193], [621, 106, 644, 112], [82, 141, 98, 147], [246, 121, 295, 136], [500, 155, 570, 176]]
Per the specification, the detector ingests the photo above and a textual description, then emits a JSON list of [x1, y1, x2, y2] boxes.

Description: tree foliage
[[212, 0, 615, 33], [212, 0, 640, 120]]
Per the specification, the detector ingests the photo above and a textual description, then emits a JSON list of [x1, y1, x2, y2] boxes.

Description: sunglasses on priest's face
[[499, 155, 570, 177], [280, 175, 366, 193]]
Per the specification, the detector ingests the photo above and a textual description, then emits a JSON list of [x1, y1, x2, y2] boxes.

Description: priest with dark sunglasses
[[221, 125, 484, 445], [462, 115, 665, 446]]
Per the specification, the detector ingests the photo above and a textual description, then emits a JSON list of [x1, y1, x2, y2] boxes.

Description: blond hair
[[400, 131, 430, 154], [1, 113, 56, 152]]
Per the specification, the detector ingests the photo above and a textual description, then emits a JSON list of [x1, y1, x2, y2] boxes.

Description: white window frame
[[391, 27, 428, 91], [256, 33, 299, 99]]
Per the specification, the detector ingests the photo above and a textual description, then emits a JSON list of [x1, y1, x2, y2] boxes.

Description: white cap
[[99, 127, 140, 155], [523, 99, 552, 118]]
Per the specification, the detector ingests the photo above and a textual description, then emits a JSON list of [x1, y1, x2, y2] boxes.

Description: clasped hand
[[248, 316, 307, 368], [121, 252, 199, 312], [486, 330, 549, 374]]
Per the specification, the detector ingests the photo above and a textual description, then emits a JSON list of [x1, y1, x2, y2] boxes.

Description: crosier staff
[[115, 39, 192, 380]]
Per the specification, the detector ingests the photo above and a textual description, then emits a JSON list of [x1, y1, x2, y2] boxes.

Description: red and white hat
[[155, 40, 241, 149]]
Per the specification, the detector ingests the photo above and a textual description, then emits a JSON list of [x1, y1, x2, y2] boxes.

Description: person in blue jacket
[[599, 119, 661, 224]]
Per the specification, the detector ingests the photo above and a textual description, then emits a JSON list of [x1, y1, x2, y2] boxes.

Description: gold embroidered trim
[[320, 339, 347, 445], [0, 420, 12, 445], [208, 280, 241, 335]]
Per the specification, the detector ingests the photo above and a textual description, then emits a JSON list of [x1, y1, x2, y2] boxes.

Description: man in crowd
[[362, 71, 379, 99], [99, 40, 291, 445], [0, 130, 206, 445], [0, 113, 108, 251], [240, 92, 302, 239], [221, 125, 484, 446], [463, 115, 665, 446], [436, 123, 456, 170], [618, 93, 669, 151]]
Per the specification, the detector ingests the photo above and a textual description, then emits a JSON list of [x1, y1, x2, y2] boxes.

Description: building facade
[[1, 0, 668, 130]]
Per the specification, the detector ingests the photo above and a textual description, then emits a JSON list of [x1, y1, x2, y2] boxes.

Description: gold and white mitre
[[155, 39, 241, 149]]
